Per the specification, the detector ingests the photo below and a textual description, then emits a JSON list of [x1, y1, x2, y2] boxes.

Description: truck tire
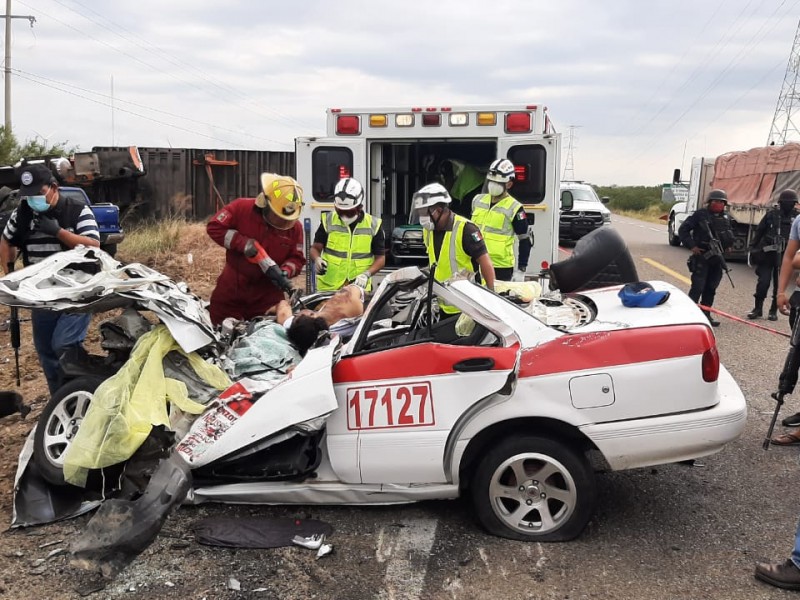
[[668, 215, 681, 246]]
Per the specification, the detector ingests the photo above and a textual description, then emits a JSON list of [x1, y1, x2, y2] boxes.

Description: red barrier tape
[[699, 304, 791, 338]]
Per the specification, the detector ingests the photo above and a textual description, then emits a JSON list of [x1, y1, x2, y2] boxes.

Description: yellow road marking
[[642, 257, 691, 285]]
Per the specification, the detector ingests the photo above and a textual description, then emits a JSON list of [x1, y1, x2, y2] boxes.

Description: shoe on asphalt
[[755, 559, 800, 590], [781, 412, 800, 427], [768, 311, 778, 321], [748, 308, 763, 319], [707, 315, 720, 327]]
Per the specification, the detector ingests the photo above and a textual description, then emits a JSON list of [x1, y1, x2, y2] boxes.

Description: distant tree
[[0, 126, 76, 166], [595, 185, 663, 211]]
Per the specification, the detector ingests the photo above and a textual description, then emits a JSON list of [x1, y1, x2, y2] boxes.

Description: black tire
[[668, 215, 681, 247], [548, 227, 639, 293], [470, 435, 596, 542], [33, 376, 106, 486]]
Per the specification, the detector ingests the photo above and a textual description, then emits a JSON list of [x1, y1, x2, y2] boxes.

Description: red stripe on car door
[[333, 343, 517, 384]]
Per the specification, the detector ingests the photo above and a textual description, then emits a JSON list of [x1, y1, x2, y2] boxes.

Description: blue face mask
[[26, 195, 49, 213]]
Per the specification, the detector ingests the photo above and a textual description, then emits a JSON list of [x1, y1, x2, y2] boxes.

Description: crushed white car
[[3, 241, 747, 549]]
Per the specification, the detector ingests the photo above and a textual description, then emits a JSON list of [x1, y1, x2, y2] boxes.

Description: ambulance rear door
[[295, 137, 367, 240], [498, 134, 561, 273]]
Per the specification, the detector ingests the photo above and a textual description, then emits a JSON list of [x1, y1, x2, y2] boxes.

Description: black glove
[[266, 264, 293, 294], [37, 216, 61, 237]]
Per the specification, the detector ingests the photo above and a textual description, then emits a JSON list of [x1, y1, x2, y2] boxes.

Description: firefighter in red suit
[[207, 173, 305, 326]]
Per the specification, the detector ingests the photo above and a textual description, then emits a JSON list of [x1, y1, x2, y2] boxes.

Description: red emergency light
[[422, 113, 441, 127], [514, 165, 527, 182], [505, 112, 532, 133], [336, 115, 360, 135], [541, 260, 549, 270], [339, 165, 351, 178]]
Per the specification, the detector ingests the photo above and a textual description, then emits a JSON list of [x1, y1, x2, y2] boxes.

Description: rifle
[[764, 308, 800, 449], [700, 219, 734, 288], [6, 261, 20, 386]]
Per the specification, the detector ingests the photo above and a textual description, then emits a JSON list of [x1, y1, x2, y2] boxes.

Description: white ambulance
[[295, 104, 562, 275]]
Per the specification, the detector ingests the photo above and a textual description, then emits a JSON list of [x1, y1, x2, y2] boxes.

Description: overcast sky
[[5, 0, 800, 186]]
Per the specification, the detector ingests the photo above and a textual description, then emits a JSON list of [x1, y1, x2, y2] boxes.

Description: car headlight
[[602, 213, 611, 223]]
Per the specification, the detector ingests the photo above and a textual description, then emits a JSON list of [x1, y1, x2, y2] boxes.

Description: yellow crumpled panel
[[62, 325, 231, 487]]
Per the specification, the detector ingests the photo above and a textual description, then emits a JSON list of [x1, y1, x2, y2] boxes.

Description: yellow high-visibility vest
[[318, 212, 381, 291], [471, 193, 522, 268], [423, 214, 474, 314]]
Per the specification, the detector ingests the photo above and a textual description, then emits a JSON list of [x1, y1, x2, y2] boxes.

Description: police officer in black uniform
[[678, 189, 736, 327], [747, 189, 799, 321]]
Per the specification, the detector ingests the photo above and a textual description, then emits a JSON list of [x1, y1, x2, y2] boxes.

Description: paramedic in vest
[[207, 173, 305, 326], [471, 159, 531, 282], [677, 188, 735, 327], [310, 177, 385, 291], [746, 189, 798, 321], [0, 163, 100, 394], [413, 182, 495, 315]]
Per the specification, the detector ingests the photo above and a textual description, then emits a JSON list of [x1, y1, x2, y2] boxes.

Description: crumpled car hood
[[0, 246, 216, 353]]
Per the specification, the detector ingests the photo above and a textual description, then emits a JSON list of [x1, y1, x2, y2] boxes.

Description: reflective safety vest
[[423, 214, 474, 314], [318, 212, 381, 291], [471, 193, 522, 268]]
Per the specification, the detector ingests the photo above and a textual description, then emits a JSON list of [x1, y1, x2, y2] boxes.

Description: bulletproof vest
[[709, 213, 735, 248], [762, 209, 795, 248]]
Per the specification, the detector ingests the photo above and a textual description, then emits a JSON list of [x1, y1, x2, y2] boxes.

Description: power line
[[45, 0, 316, 132], [12, 67, 292, 147], [13, 70, 294, 148]]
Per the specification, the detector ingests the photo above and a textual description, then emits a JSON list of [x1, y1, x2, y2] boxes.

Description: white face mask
[[419, 215, 434, 230], [488, 182, 506, 197], [339, 213, 359, 225]]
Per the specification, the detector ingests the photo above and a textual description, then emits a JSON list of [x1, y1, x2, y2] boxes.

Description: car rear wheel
[[470, 435, 596, 541], [33, 376, 105, 486], [668, 215, 681, 246]]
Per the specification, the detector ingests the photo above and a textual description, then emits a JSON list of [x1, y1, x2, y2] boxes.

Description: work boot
[[768, 297, 778, 321], [755, 559, 800, 590], [747, 298, 764, 320], [703, 310, 720, 327]]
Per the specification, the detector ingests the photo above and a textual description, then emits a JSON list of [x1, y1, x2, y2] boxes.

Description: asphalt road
[[8, 216, 800, 600]]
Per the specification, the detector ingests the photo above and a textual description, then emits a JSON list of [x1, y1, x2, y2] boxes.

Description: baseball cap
[[618, 282, 670, 308], [18, 164, 55, 197]]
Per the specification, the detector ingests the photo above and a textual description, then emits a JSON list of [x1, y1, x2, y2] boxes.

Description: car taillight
[[336, 115, 360, 135], [505, 112, 532, 133], [702, 346, 719, 382]]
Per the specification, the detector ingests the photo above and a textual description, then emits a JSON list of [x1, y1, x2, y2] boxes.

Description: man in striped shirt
[[0, 163, 100, 394]]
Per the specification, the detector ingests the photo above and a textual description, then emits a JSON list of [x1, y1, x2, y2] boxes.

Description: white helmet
[[412, 182, 451, 210], [487, 158, 516, 183], [333, 178, 364, 210]]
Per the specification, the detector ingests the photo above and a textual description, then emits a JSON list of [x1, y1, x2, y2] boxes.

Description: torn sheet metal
[[11, 429, 100, 528], [69, 453, 191, 580], [0, 247, 216, 353], [178, 340, 338, 468]]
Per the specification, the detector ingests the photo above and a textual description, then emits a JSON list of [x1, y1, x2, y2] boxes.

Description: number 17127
[[347, 382, 434, 430]]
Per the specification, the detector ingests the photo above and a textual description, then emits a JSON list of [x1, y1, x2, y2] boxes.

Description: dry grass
[[615, 207, 670, 225]]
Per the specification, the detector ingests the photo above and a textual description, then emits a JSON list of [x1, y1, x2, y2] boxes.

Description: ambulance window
[[312, 147, 354, 201], [507, 145, 546, 204]]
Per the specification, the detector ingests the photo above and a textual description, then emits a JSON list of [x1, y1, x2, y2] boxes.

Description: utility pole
[[563, 125, 581, 181], [1, 1, 35, 133], [768, 19, 800, 146]]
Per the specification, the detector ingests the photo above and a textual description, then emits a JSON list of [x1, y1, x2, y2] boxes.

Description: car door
[[333, 341, 518, 484]]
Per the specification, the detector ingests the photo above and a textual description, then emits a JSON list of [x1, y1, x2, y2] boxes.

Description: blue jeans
[[30, 309, 91, 394], [792, 517, 800, 568]]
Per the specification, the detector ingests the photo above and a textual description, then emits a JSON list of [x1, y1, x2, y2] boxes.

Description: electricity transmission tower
[[768, 19, 800, 146], [563, 125, 580, 180]]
